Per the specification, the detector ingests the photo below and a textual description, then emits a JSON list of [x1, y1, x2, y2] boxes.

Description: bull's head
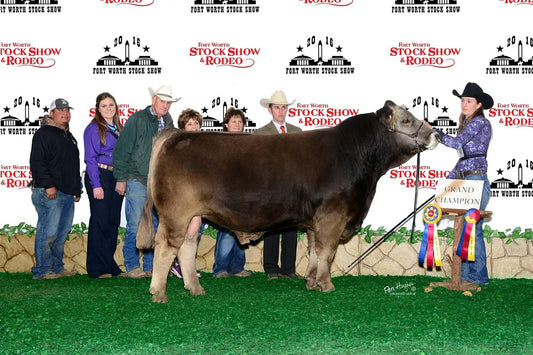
[[381, 100, 440, 154]]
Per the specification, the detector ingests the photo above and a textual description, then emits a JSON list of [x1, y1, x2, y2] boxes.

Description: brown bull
[[137, 100, 439, 303]]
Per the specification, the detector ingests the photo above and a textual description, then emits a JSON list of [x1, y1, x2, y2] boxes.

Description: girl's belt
[[456, 170, 485, 178], [97, 163, 113, 171]]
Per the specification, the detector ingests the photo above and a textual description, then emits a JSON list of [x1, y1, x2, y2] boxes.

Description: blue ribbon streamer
[[418, 223, 429, 264]]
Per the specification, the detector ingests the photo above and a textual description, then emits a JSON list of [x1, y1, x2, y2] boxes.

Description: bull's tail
[[136, 127, 178, 249], [136, 178, 156, 249]]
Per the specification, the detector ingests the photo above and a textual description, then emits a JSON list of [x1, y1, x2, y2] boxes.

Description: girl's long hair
[[457, 101, 491, 138], [457, 101, 485, 134], [93, 92, 123, 146]]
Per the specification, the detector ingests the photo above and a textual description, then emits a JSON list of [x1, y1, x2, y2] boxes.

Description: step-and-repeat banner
[[0, 0, 531, 233]]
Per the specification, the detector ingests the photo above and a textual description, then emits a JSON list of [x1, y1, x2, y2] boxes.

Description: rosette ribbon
[[418, 204, 442, 268], [456, 208, 480, 261]]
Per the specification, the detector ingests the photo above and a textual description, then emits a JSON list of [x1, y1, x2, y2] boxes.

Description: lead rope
[[343, 192, 436, 274], [409, 152, 421, 243], [343, 153, 431, 273]]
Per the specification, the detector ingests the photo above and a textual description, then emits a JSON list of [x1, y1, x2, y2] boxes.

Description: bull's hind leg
[[305, 230, 319, 290], [313, 211, 346, 293], [178, 216, 205, 296], [149, 223, 178, 303]]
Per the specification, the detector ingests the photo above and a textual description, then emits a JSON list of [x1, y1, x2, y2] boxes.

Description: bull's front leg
[[149, 227, 177, 303], [312, 212, 345, 293], [305, 230, 319, 290], [178, 218, 205, 296]]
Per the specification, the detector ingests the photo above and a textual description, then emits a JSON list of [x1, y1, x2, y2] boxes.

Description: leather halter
[[385, 106, 425, 142], [388, 120, 424, 139]]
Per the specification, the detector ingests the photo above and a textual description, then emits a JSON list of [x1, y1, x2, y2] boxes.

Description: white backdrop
[[0, 0, 531, 234]]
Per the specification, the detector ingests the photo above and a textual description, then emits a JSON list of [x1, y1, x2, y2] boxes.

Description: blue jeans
[[213, 228, 245, 276], [461, 174, 490, 285], [123, 180, 155, 272], [31, 188, 75, 278]]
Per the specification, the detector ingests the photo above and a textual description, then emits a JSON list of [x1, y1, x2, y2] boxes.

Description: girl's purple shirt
[[83, 121, 117, 189], [434, 115, 491, 179]]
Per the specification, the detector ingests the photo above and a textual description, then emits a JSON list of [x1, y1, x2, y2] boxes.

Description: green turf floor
[[0, 273, 531, 354]]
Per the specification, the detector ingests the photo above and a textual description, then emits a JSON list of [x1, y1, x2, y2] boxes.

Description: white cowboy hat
[[148, 85, 181, 102], [260, 90, 295, 108]]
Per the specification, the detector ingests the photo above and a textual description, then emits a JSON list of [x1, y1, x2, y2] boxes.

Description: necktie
[[280, 125, 286, 134]]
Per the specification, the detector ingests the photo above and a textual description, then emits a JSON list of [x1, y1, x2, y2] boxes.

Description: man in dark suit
[[255, 90, 303, 279]]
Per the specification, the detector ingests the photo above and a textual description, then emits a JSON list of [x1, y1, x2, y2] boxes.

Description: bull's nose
[[427, 133, 440, 150]]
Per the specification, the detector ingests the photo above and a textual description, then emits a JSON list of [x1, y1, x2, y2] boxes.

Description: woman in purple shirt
[[433, 82, 493, 286], [83, 92, 124, 278]]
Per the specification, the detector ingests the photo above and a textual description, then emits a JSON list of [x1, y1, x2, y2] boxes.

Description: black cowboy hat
[[452, 82, 494, 109]]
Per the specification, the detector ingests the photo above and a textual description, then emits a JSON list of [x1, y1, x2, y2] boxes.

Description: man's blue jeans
[[461, 174, 491, 285], [123, 180, 154, 272], [31, 188, 74, 278], [213, 228, 245, 276]]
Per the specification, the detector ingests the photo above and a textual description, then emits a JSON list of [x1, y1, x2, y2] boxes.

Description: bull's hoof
[[152, 294, 168, 303], [306, 281, 320, 291], [189, 286, 206, 296], [150, 290, 168, 303], [319, 283, 336, 293]]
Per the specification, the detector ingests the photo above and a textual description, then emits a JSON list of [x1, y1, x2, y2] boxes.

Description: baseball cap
[[50, 98, 73, 111]]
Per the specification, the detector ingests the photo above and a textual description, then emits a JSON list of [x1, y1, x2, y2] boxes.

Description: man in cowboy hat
[[257, 90, 300, 135], [255, 90, 303, 280], [113, 85, 179, 278]]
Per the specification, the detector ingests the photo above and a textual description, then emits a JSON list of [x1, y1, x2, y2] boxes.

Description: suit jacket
[[255, 121, 302, 135], [255, 120, 301, 268]]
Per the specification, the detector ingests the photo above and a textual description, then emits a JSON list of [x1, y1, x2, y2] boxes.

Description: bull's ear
[[381, 100, 396, 118], [384, 100, 397, 109]]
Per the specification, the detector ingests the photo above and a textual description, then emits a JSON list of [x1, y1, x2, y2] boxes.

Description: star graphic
[[143, 45, 150, 52], [441, 106, 448, 113], [241, 107, 248, 114], [336, 45, 343, 52], [497, 168, 503, 175], [497, 45, 503, 52], [202, 106, 208, 114], [3, 106, 9, 113], [296, 45, 303, 52], [43, 106, 50, 113], [104, 45, 111, 52]]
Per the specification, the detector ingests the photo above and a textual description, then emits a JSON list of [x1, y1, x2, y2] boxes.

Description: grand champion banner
[[0, 0, 531, 235]]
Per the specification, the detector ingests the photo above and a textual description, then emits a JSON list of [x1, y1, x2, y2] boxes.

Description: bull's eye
[[401, 119, 411, 124]]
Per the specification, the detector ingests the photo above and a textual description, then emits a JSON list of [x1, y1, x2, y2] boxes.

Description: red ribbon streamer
[[427, 224, 434, 267]]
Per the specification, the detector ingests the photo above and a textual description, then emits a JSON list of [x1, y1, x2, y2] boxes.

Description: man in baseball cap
[[30, 97, 81, 279]]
